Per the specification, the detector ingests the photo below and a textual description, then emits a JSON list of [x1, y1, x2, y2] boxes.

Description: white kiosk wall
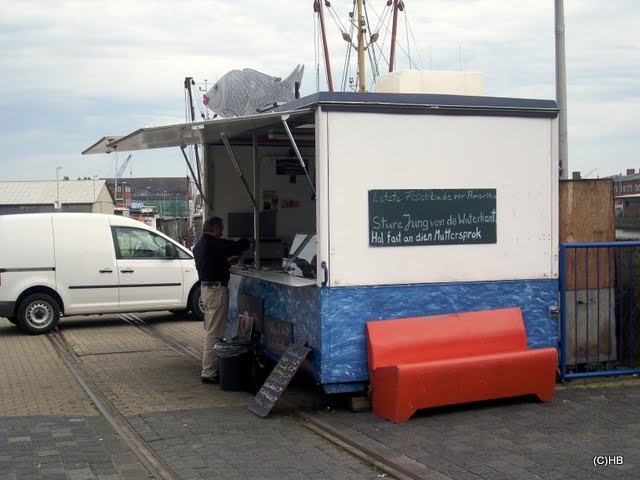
[[321, 110, 559, 287]]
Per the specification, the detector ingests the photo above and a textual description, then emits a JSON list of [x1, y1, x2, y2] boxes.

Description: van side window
[[113, 227, 174, 259]]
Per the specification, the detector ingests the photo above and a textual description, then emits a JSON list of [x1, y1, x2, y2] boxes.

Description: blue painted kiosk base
[[229, 273, 558, 394]]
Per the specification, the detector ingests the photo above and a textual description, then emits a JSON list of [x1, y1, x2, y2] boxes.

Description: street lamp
[[55, 166, 62, 212]]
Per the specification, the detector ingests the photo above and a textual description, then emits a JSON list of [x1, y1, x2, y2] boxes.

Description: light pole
[[555, 0, 568, 179], [55, 167, 62, 212], [163, 190, 167, 217]]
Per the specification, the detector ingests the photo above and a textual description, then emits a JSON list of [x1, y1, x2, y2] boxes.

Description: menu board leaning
[[248, 343, 311, 418]]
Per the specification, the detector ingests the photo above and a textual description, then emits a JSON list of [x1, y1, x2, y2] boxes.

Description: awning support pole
[[281, 115, 316, 197], [180, 146, 207, 204], [221, 134, 258, 208], [252, 131, 260, 268]]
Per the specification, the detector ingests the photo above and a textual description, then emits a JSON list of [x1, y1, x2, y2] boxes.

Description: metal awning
[[82, 136, 123, 155], [82, 109, 315, 155]]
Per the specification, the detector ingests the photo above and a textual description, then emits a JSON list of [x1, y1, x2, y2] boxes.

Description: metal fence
[[559, 241, 640, 379]]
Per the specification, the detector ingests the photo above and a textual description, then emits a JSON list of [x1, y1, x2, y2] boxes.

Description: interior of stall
[[204, 118, 319, 281]]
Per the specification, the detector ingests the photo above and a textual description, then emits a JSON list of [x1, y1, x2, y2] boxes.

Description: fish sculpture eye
[[214, 85, 219, 91]]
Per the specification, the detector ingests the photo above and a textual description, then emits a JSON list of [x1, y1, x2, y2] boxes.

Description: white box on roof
[[373, 70, 484, 95]]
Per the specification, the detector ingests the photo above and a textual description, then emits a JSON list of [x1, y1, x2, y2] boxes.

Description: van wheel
[[189, 285, 204, 321], [17, 294, 60, 334]]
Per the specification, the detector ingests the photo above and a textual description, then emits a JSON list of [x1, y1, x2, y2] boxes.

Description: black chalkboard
[[368, 189, 497, 247], [248, 343, 311, 418]]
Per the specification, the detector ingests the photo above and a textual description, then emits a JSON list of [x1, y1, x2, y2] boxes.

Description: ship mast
[[314, 1, 334, 91], [388, 0, 403, 72], [356, 0, 366, 92], [314, 1, 404, 92]]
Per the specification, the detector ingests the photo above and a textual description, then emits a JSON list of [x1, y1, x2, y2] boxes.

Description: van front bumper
[[0, 301, 16, 318]]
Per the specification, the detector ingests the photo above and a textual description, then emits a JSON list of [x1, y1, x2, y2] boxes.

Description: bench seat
[[366, 307, 557, 423]]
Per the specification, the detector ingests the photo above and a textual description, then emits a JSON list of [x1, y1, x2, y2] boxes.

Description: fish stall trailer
[[84, 91, 560, 394]]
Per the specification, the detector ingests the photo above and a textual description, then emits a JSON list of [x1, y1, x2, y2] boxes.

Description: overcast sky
[[0, 0, 638, 182]]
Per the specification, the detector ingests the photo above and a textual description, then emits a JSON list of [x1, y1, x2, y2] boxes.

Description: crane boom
[[116, 154, 132, 178]]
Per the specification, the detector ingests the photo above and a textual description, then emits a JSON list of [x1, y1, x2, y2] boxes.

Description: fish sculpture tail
[[284, 64, 305, 89]]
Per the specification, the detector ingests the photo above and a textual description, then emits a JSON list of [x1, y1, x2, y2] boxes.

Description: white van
[[0, 213, 203, 334]]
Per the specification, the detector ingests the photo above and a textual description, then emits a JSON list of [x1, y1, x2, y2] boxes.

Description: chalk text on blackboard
[[371, 189, 497, 204], [368, 188, 497, 247]]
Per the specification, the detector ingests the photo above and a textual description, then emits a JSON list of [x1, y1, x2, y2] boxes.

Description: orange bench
[[366, 307, 558, 423]]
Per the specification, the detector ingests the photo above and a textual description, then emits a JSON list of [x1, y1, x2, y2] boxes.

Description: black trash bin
[[214, 340, 255, 391]]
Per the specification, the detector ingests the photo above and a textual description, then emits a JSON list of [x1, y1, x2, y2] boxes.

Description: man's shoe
[[201, 374, 219, 384]]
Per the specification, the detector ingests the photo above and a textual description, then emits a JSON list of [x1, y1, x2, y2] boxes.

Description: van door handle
[[99, 268, 113, 273], [120, 268, 134, 273]]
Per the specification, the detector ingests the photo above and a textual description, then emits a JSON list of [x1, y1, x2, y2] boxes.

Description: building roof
[[105, 177, 190, 195], [273, 91, 559, 117], [0, 180, 109, 205], [609, 173, 640, 181]]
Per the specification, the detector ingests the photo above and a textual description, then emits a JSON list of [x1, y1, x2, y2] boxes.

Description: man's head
[[202, 216, 224, 239]]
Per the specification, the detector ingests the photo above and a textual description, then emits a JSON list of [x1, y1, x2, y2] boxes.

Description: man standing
[[193, 217, 251, 383]]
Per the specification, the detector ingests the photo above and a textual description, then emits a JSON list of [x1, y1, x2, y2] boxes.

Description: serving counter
[[231, 267, 317, 287]]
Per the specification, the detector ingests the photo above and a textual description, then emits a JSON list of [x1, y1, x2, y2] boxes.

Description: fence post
[[559, 243, 567, 379]]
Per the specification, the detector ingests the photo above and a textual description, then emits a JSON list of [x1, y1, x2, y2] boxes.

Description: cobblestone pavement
[[1, 314, 639, 480], [0, 415, 150, 480], [0, 316, 386, 479], [313, 383, 640, 480], [0, 320, 149, 480]]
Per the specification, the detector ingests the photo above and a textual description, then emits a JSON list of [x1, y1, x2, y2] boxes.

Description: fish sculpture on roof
[[203, 65, 304, 118]]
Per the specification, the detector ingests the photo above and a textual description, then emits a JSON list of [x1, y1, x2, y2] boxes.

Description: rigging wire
[[363, 1, 380, 81], [324, 1, 349, 36], [404, 8, 411, 69], [404, 6, 427, 69], [374, 13, 392, 72], [366, 1, 393, 74], [368, 0, 390, 35], [341, 3, 357, 91], [373, 6, 420, 73], [389, 27, 418, 70], [182, 82, 200, 188], [403, 7, 423, 69]]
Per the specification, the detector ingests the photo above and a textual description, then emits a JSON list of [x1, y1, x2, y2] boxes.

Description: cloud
[[0, 0, 638, 181]]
